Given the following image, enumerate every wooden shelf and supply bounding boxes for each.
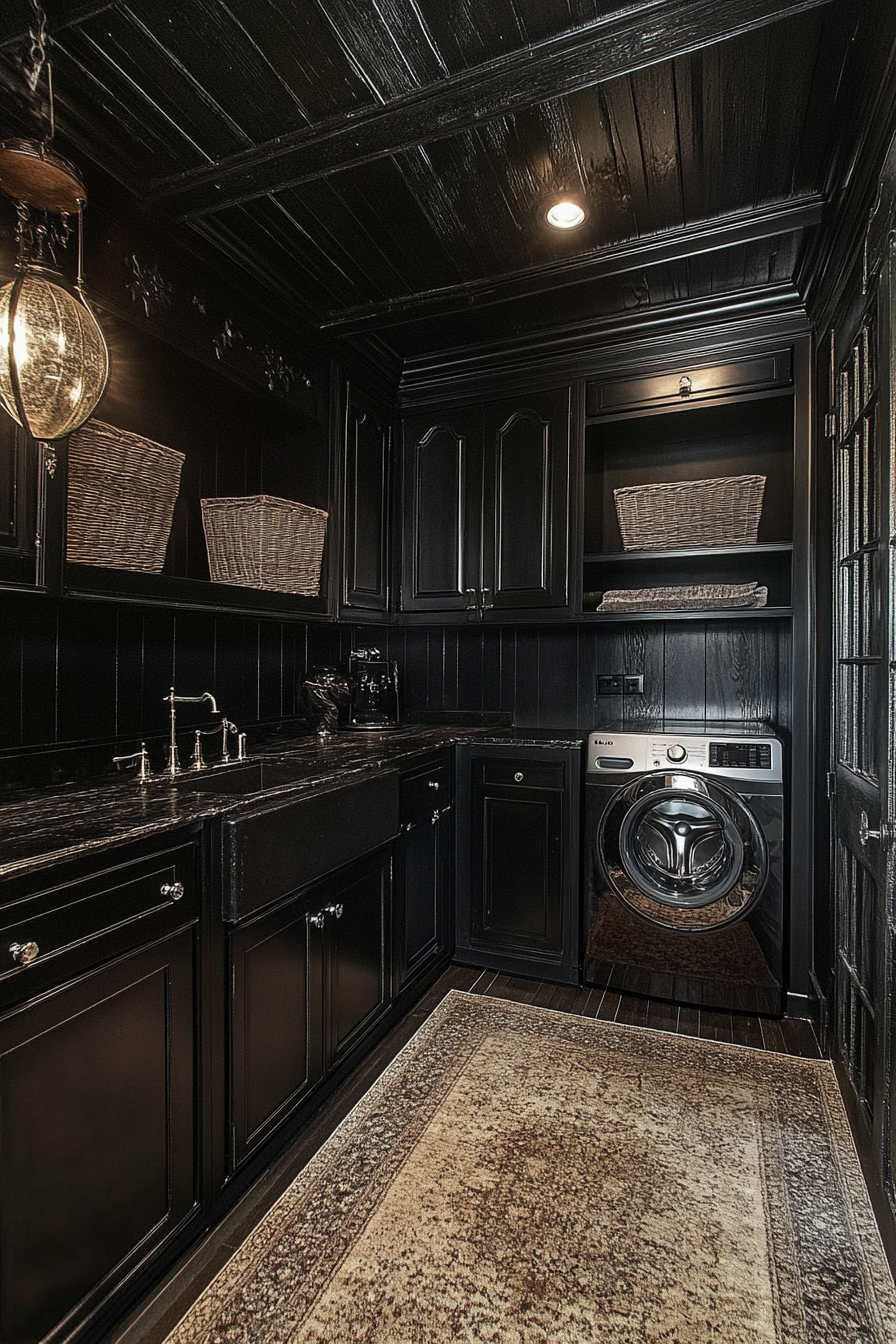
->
[584,542,793,565]
[65,564,330,620]
[580,606,793,622]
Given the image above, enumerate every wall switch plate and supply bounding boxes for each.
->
[597,674,624,695]
[623,674,644,694]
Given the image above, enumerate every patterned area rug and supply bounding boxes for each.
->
[167,993,896,1343]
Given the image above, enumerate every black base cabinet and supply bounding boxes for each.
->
[393,751,453,1004]
[455,745,582,984]
[228,846,393,1174]
[0,832,201,1344]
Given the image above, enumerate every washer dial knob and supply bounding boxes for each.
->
[666,743,687,763]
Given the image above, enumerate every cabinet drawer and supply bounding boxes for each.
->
[476,759,565,790]
[586,349,792,416]
[401,763,450,825]
[0,842,197,1004]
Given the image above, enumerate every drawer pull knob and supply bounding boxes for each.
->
[10,941,39,967]
[679,375,692,396]
[324,903,344,920]
[161,881,184,901]
[428,779,440,790]
[514,771,524,782]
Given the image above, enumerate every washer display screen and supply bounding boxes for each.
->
[709,741,772,769]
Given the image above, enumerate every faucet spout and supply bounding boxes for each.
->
[164,687,220,777]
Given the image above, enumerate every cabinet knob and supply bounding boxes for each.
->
[9,941,39,967]
[514,771,524,782]
[161,881,184,901]
[679,375,692,397]
[428,779,440,790]
[324,903,344,920]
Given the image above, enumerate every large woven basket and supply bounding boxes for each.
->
[67,421,185,572]
[614,474,766,550]
[201,494,328,595]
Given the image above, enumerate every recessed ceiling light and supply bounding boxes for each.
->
[545,198,586,229]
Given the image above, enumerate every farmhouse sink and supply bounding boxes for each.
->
[171,759,310,794]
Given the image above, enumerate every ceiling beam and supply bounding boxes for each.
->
[0,2,117,49]
[150,0,834,218]
[319,195,825,334]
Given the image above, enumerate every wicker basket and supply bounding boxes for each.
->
[201,494,328,595]
[67,421,185,572]
[613,474,766,551]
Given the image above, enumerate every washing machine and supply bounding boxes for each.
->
[584,725,785,1014]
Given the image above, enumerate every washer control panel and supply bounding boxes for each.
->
[587,730,782,783]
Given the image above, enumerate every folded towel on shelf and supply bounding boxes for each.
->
[593,581,769,613]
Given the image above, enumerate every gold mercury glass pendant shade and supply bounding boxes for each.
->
[0,138,109,440]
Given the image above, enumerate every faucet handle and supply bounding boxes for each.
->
[237,732,247,761]
[191,730,206,771]
[113,743,152,781]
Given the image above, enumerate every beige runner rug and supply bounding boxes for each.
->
[167,992,896,1343]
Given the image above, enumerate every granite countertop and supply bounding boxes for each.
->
[0,724,586,882]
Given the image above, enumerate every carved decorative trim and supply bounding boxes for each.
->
[127,255,174,317]
[864,128,896,291]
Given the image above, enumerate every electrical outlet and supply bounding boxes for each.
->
[597,673,624,695]
[623,674,644,694]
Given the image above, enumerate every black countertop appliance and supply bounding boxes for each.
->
[348,648,399,729]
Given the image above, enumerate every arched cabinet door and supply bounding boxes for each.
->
[401,408,482,613]
[341,381,391,615]
[481,388,571,612]
[401,385,573,617]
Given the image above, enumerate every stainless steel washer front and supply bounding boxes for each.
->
[584,726,785,1013]
[599,771,768,930]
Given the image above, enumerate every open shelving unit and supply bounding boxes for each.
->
[582,363,796,621]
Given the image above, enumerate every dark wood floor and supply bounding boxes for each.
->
[114,965,822,1343]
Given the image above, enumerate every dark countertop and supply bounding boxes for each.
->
[0,725,585,882]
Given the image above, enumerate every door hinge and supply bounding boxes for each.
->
[824,411,838,439]
[826,771,836,799]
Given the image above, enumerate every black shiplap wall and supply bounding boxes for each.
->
[1,597,789,787]
[0,592,309,783]
[309,618,791,731]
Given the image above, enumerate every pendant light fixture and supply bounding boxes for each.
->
[0,7,109,441]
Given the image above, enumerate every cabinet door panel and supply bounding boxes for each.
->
[395,817,449,996]
[325,850,391,1069]
[482,388,571,611]
[401,411,480,611]
[230,899,323,1170]
[0,927,196,1344]
[473,791,563,952]
[342,383,390,614]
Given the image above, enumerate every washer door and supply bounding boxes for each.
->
[596,772,768,931]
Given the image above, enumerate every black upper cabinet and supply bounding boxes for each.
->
[339,378,392,618]
[0,420,65,594]
[401,386,573,619]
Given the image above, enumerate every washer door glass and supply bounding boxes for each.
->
[597,772,768,931]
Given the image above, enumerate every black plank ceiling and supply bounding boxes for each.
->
[0,0,893,364]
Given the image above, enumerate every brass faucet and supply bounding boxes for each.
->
[164,687,219,777]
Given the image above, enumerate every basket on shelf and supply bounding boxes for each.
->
[593,582,768,613]
[66,421,185,573]
[201,494,328,596]
[613,474,766,551]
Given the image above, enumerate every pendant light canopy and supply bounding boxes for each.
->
[0,108,109,442]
